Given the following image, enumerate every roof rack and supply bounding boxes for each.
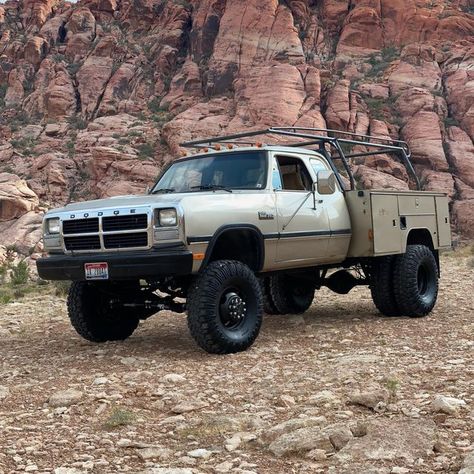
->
[181,127,420,191]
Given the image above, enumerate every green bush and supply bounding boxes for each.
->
[0,264,7,284]
[67,115,88,130]
[137,142,156,159]
[444,117,460,128]
[148,97,168,114]
[104,408,135,429]
[10,260,29,285]
[365,97,385,120]
[53,280,71,297]
[366,46,400,78]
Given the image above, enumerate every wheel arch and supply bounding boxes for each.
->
[202,224,265,272]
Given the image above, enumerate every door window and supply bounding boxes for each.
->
[310,158,328,175]
[275,156,312,191]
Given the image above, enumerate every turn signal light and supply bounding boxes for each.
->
[193,253,205,261]
[368,229,374,241]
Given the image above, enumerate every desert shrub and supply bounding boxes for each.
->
[10,260,29,285]
[0,264,7,284]
[0,290,12,305]
[53,280,71,297]
[444,117,460,128]
[104,408,135,429]
[67,62,83,75]
[148,97,167,114]
[67,115,88,130]
[365,97,385,120]
[367,46,400,78]
[137,142,156,159]
[0,83,7,108]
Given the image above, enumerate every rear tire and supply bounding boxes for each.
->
[260,277,281,315]
[268,274,315,315]
[392,244,438,317]
[370,256,401,317]
[67,282,139,342]
[187,260,263,354]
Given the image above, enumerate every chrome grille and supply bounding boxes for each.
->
[63,218,99,235]
[104,232,148,249]
[64,235,101,251]
[102,214,147,232]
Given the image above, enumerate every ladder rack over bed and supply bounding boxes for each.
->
[181,127,420,191]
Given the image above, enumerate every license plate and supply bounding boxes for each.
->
[84,262,109,280]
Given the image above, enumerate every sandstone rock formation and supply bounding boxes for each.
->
[0,0,473,255]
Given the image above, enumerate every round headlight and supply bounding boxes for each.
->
[47,218,60,234]
[159,209,177,227]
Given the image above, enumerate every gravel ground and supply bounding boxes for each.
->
[0,253,473,474]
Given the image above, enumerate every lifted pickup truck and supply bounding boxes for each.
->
[37,127,451,354]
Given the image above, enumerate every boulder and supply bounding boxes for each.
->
[432,395,467,415]
[268,425,334,457]
[335,418,437,463]
[48,389,84,408]
[0,173,39,221]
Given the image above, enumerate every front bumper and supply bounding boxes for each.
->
[36,248,193,281]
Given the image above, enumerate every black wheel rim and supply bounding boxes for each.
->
[219,288,248,330]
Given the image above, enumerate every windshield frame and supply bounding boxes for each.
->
[150,150,269,194]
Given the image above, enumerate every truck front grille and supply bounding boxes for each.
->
[103,232,148,249]
[102,214,148,232]
[64,236,101,251]
[63,218,99,235]
[61,211,151,253]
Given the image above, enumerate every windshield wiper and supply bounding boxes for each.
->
[152,188,175,194]
[191,185,233,193]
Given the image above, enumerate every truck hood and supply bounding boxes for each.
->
[47,194,187,214]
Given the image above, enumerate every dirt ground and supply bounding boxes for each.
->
[0,252,473,474]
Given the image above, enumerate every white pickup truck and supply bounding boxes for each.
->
[37,127,451,354]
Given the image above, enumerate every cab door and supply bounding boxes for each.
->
[272,154,330,264]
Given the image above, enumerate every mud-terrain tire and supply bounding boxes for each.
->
[260,277,281,315]
[67,282,139,342]
[370,256,401,317]
[187,260,263,354]
[268,274,315,315]
[393,244,438,317]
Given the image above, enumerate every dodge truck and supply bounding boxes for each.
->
[37,127,452,354]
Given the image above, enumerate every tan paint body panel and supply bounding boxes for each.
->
[347,190,451,258]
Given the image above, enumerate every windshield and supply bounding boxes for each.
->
[152,151,267,193]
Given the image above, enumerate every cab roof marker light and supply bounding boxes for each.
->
[214,144,221,151]
[226,144,234,150]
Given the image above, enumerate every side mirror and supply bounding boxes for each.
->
[145,185,151,194]
[316,170,336,194]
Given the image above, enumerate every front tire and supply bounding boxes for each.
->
[67,282,139,342]
[187,260,263,354]
[392,245,439,317]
